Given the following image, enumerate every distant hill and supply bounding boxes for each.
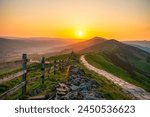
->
[65,37,107,52]
[130,45,150,53]
[124,41,150,47]
[0,37,76,62]
[81,39,150,73]
[123,41,150,53]
[83,39,150,91]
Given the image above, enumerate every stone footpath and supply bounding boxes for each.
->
[49,65,104,100]
[80,55,150,100]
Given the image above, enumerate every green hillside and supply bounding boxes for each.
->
[0,54,70,99]
[0,53,132,99]
[84,40,150,92]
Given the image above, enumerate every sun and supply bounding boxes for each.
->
[77,31,84,37]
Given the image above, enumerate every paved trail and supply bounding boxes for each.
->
[80,55,150,99]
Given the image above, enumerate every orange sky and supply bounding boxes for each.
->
[0,0,150,41]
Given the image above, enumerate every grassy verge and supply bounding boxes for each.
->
[85,53,150,92]
[78,60,132,99]
[0,54,70,99]
[0,53,133,100]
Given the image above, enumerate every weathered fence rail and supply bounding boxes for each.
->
[29,59,50,64]
[0,70,27,84]
[0,81,26,99]
[0,53,69,99]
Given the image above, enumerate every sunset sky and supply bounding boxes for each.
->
[0,0,150,41]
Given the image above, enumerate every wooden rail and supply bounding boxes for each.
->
[0,81,26,99]
[0,70,27,84]
[29,59,50,64]
[0,53,70,99]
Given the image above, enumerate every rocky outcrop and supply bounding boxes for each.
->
[49,65,104,100]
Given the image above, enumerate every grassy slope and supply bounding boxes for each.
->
[77,55,132,99]
[0,54,69,99]
[85,53,150,92]
[78,64,132,99]
[0,53,132,99]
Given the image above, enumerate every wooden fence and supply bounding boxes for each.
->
[0,53,69,99]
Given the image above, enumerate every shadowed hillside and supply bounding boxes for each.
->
[124,41,150,47]
[66,37,106,52]
[123,41,150,53]
[81,39,150,91]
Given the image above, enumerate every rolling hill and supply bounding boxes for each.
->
[123,41,150,53]
[1,36,150,92]
[66,37,106,52]
[1,36,149,99]
[78,38,150,92]
[0,37,76,62]
[124,41,150,48]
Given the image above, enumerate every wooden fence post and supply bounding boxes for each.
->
[54,60,56,75]
[62,60,64,71]
[48,62,51,78]
[59,60,62,71]
[41,57,45,84]
[22,54,27,95]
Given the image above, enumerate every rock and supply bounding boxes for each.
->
[70,85,79,91]
[95,93,105,99]
[56,88,68,92]
[59,83,69,90]
[69,74,76,80]
[88,91,95,96]
[79,83,88,91]
[77,68,85,75]
[57,91,66,95]
[32,88,42,96]
[85,95,98,100]
[33,90,37,95]
[59,83,68,88]
[49,64,104,100]
[36,88,42,94]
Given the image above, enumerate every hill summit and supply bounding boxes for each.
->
[66,36,106,52]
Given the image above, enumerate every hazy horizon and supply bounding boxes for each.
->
[0,35,150,42]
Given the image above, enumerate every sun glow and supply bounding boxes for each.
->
[1,0,150,40]
[77,31,84,37]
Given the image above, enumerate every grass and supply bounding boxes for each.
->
[129,58,150,73]
[0,53,133,100]
[0,67,21,79]
[78,60,132,100]
[76,54,132,99]
[0,54,70,100]
[85,53,150,92]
